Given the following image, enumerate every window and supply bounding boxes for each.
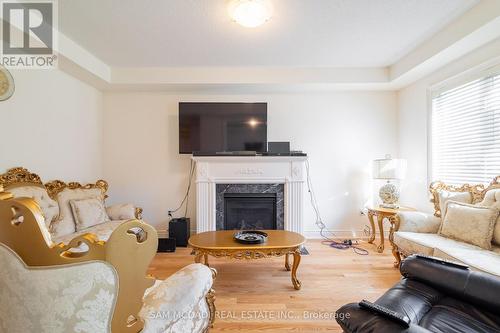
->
[431,71,500,185]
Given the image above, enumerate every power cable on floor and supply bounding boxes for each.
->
[305,160,369,255]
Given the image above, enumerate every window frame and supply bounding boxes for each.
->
[427,57,500,185]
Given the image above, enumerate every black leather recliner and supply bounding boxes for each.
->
[336,255,500,333]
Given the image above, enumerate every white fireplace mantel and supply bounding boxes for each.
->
[192,156,307,234]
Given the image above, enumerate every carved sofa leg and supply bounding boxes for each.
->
[392,247,402,268]
[388,215,401,268]
[204,267,217,332]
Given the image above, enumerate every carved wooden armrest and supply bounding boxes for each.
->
[106,204,143,220]
[207,267,217,329]
[135,207,143,219]
[396,211,441,233]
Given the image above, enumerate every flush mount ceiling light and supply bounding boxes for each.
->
[228,0,273,28]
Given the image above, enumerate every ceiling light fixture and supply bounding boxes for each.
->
[228,0,273,28]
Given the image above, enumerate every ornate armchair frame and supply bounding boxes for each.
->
[0,190,216,332]
[0,190,154,332]
[0,169,217,332]
[0,167,143,219]
[389,176,500,267]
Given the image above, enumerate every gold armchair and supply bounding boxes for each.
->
[0,190,216,332]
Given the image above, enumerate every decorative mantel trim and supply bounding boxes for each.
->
[192,156,307,235]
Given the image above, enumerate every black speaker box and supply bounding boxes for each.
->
[157,238,176,252]
[268,141,290,154]
[169,218,190,247]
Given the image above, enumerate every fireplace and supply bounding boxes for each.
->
[193,156,306,234]
[224,193,277,230]
[216,184,284,231]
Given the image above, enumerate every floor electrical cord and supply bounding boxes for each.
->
[170,158,369,255]
[168,159,196,218]
[305,160,369,255]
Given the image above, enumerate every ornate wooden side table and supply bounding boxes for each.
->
[188,230,306,290]
[366,206,416,254]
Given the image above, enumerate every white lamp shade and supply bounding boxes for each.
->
[372,158,407,180]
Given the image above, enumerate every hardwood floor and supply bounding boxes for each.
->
[148,239,401,332]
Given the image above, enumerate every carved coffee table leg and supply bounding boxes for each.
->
[291,251,302,290]
[204,253,210,267]
[194,250,203,264]
[285,253,291,271]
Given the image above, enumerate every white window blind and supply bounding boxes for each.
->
[431,72,500,185]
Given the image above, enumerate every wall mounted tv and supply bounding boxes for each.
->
[179,102,268,154]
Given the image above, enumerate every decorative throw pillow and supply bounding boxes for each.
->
[51,188,104,237]
[439,201,498,250]
[477,189,500,246]
[8,186,59,229]
[437,190,472,218]
[106,203,136,220]
[70,198,110,231]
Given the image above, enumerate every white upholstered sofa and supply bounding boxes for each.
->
[0,167,143,247]
[392,177,500,277]
[0,182,216,333]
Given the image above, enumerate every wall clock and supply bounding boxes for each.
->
[0,66,15,101]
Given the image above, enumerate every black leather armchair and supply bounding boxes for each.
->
[336,255,500,333]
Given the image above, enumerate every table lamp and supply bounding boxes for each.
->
[372,155,407,208]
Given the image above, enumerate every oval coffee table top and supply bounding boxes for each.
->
[188,230,305,250]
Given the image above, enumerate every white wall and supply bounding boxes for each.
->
[0,69,103,182]
[398,38,500,212]
[103,91,398,236]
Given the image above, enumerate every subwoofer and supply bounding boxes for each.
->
[157,238,176,253]
[168,218,190,247]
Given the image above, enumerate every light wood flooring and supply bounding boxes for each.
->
[148,239,401,332]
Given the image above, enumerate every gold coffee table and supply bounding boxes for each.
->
[188,230,306,290]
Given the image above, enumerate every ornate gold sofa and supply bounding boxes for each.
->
[0,188,216,333]
[390,177,500,277]
[0,167,144,249]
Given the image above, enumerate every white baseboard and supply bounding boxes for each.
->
[156,228,373,240]
[302,229,371,240]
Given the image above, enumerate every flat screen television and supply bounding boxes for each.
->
[179,102,267,154]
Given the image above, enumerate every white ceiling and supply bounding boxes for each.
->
[59,0,479,68]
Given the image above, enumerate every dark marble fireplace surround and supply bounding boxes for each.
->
[216,184,285,231]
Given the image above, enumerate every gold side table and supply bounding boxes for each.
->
[366,205,416,254]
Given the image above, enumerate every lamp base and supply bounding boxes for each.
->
[379,203,400,209]
[378,182,400,209]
